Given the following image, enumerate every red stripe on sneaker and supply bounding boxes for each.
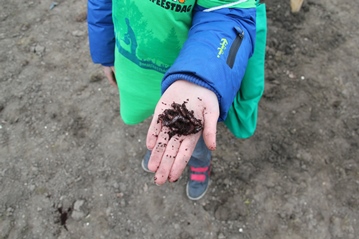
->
[190,174,206,182]
[190,166,209,173]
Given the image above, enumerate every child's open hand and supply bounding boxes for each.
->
[146,80,219,185]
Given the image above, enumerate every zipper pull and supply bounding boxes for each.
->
[234,26,244,39]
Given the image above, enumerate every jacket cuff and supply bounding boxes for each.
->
[101,62,114,67]
[162,73,220,99]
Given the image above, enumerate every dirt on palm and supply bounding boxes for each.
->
[0,0,358,238]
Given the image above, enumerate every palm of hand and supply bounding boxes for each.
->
[146,80,219,185]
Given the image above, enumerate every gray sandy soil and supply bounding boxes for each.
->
[0,0,358,238]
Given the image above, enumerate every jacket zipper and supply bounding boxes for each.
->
[227,26,244,69]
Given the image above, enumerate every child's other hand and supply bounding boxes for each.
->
[146,80,219,185]
[103,66,117,87]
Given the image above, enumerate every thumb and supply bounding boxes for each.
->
[202,109,218,151]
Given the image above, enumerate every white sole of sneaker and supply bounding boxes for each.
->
[141,159,153,173]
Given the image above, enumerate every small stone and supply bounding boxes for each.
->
[73,200,85,211]
[6,207,14,217]
[33,45,45,55]
[72,30,85,37]
[218,232,226,239]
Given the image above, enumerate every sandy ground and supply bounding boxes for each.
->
[0,0,358,238]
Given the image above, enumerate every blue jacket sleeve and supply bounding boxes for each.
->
[87,0,115,66]
[162,5,256,121]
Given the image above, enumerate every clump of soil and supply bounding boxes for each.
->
[158,102,203,138]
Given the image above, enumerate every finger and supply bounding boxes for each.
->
[168,135,198,182]
[107,73,117,87]
[154,136,182,185]
[146,115,162,151]
[202,109,218,151]
[103,67,117,87]
[147,128,170,172]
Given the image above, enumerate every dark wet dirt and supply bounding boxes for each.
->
[158,102,203,139]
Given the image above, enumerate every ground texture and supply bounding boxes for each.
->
[0,0,358,238]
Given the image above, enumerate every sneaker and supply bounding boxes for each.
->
[141,150,153,173]
[186,165,211,200]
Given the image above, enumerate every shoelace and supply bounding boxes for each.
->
[189,166,210,182]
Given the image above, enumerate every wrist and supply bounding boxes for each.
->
[162,73,220,102]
